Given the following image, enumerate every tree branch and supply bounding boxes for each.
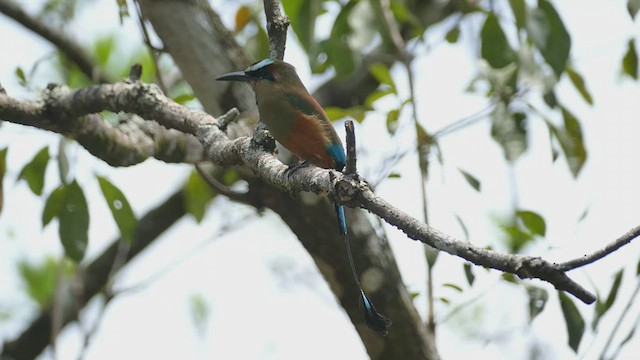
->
[0,79,601,305]
[555,224,640,271]
[263,0,289,60]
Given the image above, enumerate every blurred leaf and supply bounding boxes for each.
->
[43,185,67,227]
[235,5,252,32]
[559,292,585,352]
[57,139,69,184]
[282,0,319,56]
[97,176,138,244]
[444,26,460,44]
[496,215,534,253]
[491,105,527,162]
[172,92,196,105]
[18,257,58,308]
[416,123,432,174]
[365,88,394,107]
[245,23,271,62]
[15,67,27,87]
[369,63,397,93]
[481,13,516,69]
[566,66,593,105]
[463,263,475,286]
[386,109,400,135]
[327,1,357,77]
[94,35,116,67]
[560,108,587,177]
[459,169,481,192]
[502,272,517,283]
[543,89,557,108]
[189,293,210,338]
[59,180,89,262]
[18,147,50,196]
[526,0,571,78]
[509,0,527,30]
[439,297,450,304]
[516,210,546,237]
[325,106,365,123]
[628,0,640,19]
[622,38,638,80]
[445,26,460,43]
[526,285,548,321]
[183,170,215,223]
[592,269,624,329]
[443,283,463,292]
[425,246,439,267]
[0,148,6,215]
[454,214,470,241]
[387,172,401,179]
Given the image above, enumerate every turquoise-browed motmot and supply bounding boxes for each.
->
[217,59,391,335]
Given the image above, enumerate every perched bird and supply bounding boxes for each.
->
[217,58,391,335]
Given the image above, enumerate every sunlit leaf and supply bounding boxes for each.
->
[18,147,50,196]
[172,92,196,105]
[235,5,252,32]
[566,66,593,105]
[97,176,138,244]
[526,285,548,321]
[516,210,546,237]
[386,109,399,135]
[459,169,481,192]
[369,63,396,93]
[15,67,27,86]
[481,13,516,69]
[58,180,89,262]
[183,170,215,223]
[94,35,115,67]
[559,292,585,352]
[622,38,638,80]
[526,0,571,78]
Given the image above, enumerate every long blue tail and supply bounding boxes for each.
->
[334,203,391,335]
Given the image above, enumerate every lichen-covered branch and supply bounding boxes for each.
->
[0,79,607,305]
[263,0,289,60]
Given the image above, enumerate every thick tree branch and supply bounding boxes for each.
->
[0,0,111,83]
[0,80,603,305]
[0,85,204,166]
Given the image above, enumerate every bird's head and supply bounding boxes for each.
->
[216,58,304,90]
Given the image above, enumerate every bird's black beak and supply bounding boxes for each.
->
[216,71,254,82]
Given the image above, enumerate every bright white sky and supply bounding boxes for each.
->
[1,0,640,359]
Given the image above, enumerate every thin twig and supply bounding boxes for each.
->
[556,225,640,271]
[195,164,254,205]
[599,276,640,359]
[344,120,357,175]
[134,0,168,92]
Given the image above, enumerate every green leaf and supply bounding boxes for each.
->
[183,170,215,223]
[526,0,571,78]
[15,67,27,86]
[172,92,196,105]
[18,147,50,196]
[386,109,400,135]
[443,283,463,292]
[459,169,481,192]
[559,292,585,352]
[445,26,460,43]
[454,214,470,241]
[593,269,624,329]
[628,0,640,19]
[18,257,58,308]
[58,180,89,262]
[282,0,319,56]
[94,35,115,67]
[622,38,638,80]
[43,185,67,227]
[0,147,7,216]
[566,66,593,105]
[516,210,546,237]
[463,263,475,286]
[369,63,397,93]
[97,176,137,244]
[509,0,527,30]
[481,13,516,69]
[526,285,548,321]
[189,293,210,337]
[561,108,586,177]
[491,105,528,162]
[327,1,357,77]
[365,88,394,107]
